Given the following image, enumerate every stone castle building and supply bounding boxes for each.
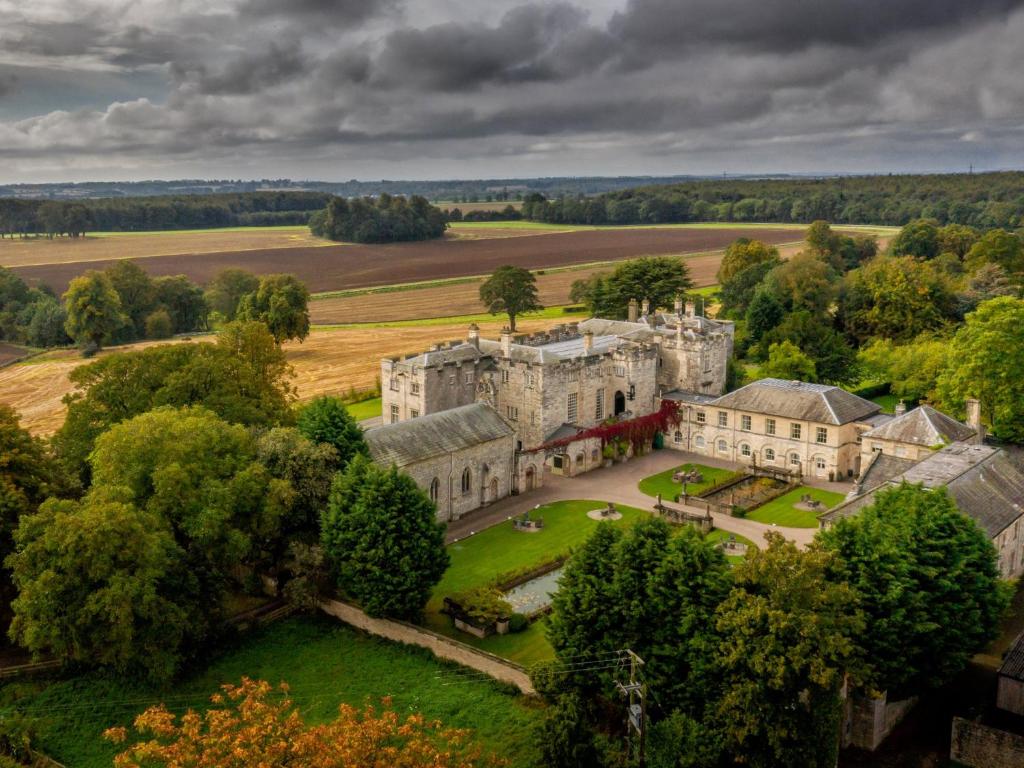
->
[381,298,734,452]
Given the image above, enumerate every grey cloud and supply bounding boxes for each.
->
[240,0,400,23]
[175,41,310,95]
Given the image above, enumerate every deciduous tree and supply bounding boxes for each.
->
[716,238,778,285]
[295,395,368,470]
[890,219,940,260]
[63,270,127,350]
[237,273,310,343]
[479,265,542,332]
[204,268,260,322]
[965,229,1024,278]
[761,340,817,381]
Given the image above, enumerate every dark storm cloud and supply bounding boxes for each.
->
[374,3,612,90]
[240,0,400,23]
[175,40,310,94]
[608,0,1024,53]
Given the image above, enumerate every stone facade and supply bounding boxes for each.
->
[664,379,885,480]
[950,717,1024,768]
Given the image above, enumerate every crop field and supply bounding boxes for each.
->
[0,315,562,435]
[12,226,806,295]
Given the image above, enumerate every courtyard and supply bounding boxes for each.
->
[744,486,846,528]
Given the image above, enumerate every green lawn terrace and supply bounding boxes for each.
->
[638,462,743,501]
[426,500,647,667]
[0,617,541,768]
[343,396,381,421]
[744,486,846,528]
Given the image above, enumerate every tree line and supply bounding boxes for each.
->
[710,219,1024,440]
[0,191,330,238]
[521,171,1024,228]
[0,263,309,353]
[309,193,448,243]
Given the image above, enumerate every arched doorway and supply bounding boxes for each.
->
[525,466,536,491]
[489,477,499,503]
[614,390,626,415]
[480,464,490,505]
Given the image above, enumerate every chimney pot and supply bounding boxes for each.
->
[500,327,512,358]
[685,300,695,318]
[674,295,683,315]
[628,298,639,323]
[641,298,651,316]
[467,323,480,350]
[965,398,985,444]
[583,330,593,354]
[894,400,907,415]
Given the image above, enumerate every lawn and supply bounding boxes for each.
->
[313,304,587,330]
[705,528,757,565]
[638,462,742,500]
[745,486,845,528]
[0,617,542,768]
[426,499,646,667]
[345,396,381,421]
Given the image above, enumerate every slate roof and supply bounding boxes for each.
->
[863,405,976,447]
[365,404,513,468]
[820,443,1024,538]
[854,452,917,494]
[708,379,881,425]
[661,390,719,405]
[401,342,486,367]
[1000,631,1024,682]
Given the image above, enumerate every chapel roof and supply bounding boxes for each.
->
[365,404,513,468]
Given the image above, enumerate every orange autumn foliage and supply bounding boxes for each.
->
[105,677,505,768]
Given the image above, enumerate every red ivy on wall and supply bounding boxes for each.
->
[528,399,682,453]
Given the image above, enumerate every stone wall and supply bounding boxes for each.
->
[998,675,1024,715]
[657,328,733,395]
[844,691,918,751]
[950,717,1024,768]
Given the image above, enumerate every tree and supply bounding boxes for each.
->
[295,395,368,469]
[311,195,447,244]
[204,268,260,321]
[7,497,196,682]
[805,220,842,258]
[761,311,857,385]
[761,340,817,381]
[572,257,692,319]
[965,229,1024,278]
[105,678,497,768]
[154,275,207,333]
[237,274,310,343]
[890,219,940,260]
[744,285,784,342]
[857,336,948,403]
[719,257,781,318]
[478,265,542,332]
[88,407,292,584]
[713,533,862,768]
[62,270,127,350]
[768,252,837,317]
[716,239,779,285]
[106,261,157,338]
[936,296,1024,441]
[54,329,294,483]
[817,484,1010,698]
[838,256,956,344]
[321,456,448,620]
[937,223,979,259]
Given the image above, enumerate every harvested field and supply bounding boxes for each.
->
[13,226,806,295]
[0,227,329,269]
[0,342,30,367]
[0,316,559,436]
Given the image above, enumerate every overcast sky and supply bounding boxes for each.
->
[1,0,1023,183]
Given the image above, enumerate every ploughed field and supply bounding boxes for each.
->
[12,226,805,295]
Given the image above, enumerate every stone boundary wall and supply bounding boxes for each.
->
[319,598,535,695]
[950,717,1024,767]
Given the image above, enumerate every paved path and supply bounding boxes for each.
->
[446,449,849,548]
[320,598,534,694]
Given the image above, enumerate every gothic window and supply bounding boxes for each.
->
[429,477,440,503]
[461,468,472,495]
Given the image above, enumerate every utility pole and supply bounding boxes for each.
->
[616,649,647,767]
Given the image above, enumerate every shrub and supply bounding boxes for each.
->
[451,586,512,627]
[508,613,530,633]
[144,308,174,339]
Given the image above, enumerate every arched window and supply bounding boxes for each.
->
[673,431,683,444]
[461,468,472,494]
[740,443,751,457]
[764,447,775,462]
[789,452,800,466]
[717,439,728,453]
[695,435,706,449]
[429,477,440,504]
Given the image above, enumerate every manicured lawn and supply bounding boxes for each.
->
[745,486,845,528]
[705,528,757,565]
[345,396,381,421]
[0,617,541,768]
[871,393,900,414]
[638,462,742,500]
[426,499,646,667]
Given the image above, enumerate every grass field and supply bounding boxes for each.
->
[706,528,756,564]
[0,617,542,768]
[744,486,845,528]
[425,500,646,667]
[638,463,743,500]
[345,397,382,421]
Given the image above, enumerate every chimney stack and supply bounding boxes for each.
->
[894,400,907,416]
[965,398,985,444]
[500,327,512,358]
[641,298,651,316]
[674,295,683,315]
[628,298,639,323]
[467,323,480,350]
[583,330,593,354]
[685,300,695,318]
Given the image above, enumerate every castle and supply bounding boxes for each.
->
[381,297,734,450]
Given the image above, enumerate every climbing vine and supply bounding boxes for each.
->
[529,399,681,454]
